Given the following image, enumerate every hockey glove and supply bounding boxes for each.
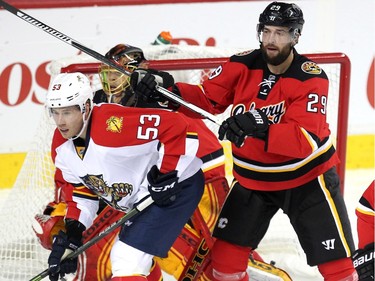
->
[48,230,82,281]
[130,69,174,103]
[352,243,374,281]
[218,109,269,148]
[147,165,180,206]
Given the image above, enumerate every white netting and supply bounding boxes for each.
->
[0,45,347,280]
[0,110,55,280]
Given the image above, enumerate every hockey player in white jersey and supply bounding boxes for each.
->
[45,72,204,281]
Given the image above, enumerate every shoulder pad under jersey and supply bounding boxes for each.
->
[229,49,263,69]
[286,53,328,81]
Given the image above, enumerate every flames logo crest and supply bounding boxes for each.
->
[301,61,322,75]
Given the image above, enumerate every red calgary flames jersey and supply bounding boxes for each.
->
[356,180,375,248]
[176,49,339,191]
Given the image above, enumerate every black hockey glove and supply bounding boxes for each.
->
[218,109,269,148]
[130,69,174,103]
[352,243,374,281]
[48,220,84,281]
[147,165,181,207]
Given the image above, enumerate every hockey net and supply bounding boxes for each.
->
[0,45,350,280]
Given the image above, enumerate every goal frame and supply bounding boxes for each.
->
[60,52,351,194]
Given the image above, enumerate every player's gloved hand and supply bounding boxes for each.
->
[147,165,180,206]
[352,243,374,280]
[48,230,82,281]
[130,69,174,103]
[218,109,269,148]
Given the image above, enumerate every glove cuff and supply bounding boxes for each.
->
[65,219,85,244]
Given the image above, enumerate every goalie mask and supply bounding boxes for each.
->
[99,44,146,104]
[257,2,304,43]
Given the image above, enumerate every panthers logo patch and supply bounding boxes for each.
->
[80,174,133,212]
[106,116,123,133]
[301,61,322,74]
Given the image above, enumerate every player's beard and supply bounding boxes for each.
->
[260,43,293,66]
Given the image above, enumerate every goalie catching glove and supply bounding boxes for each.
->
[219,109,269,148]
[147,165,181,206]
[130,69,175,103]
[48,219,85,281]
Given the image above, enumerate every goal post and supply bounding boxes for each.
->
[0,47,350,280]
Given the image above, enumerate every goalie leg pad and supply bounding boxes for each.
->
[247,258,292,281]
[199,176,230,232]
[155,225,201,280]
[147,260,162,281]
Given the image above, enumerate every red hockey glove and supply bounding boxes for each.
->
[218,109,269,148]
[352,243,374,281]
[130,68,174,103]
[147,165,180,206]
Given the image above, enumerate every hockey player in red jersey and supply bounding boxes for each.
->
[131,2,358,280]
[351,180,374,280]
[44,72,205,281]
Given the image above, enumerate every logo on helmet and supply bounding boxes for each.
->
[258,2,305,35]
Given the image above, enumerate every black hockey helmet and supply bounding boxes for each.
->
[257,2,304,35]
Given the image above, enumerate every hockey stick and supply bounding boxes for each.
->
[0,0,221,126]
[29,196,153,281]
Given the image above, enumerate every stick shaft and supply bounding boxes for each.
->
[155,86,221,125]
[0,0,221,125]
[0,0,128,76]
[29,196,153,281]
